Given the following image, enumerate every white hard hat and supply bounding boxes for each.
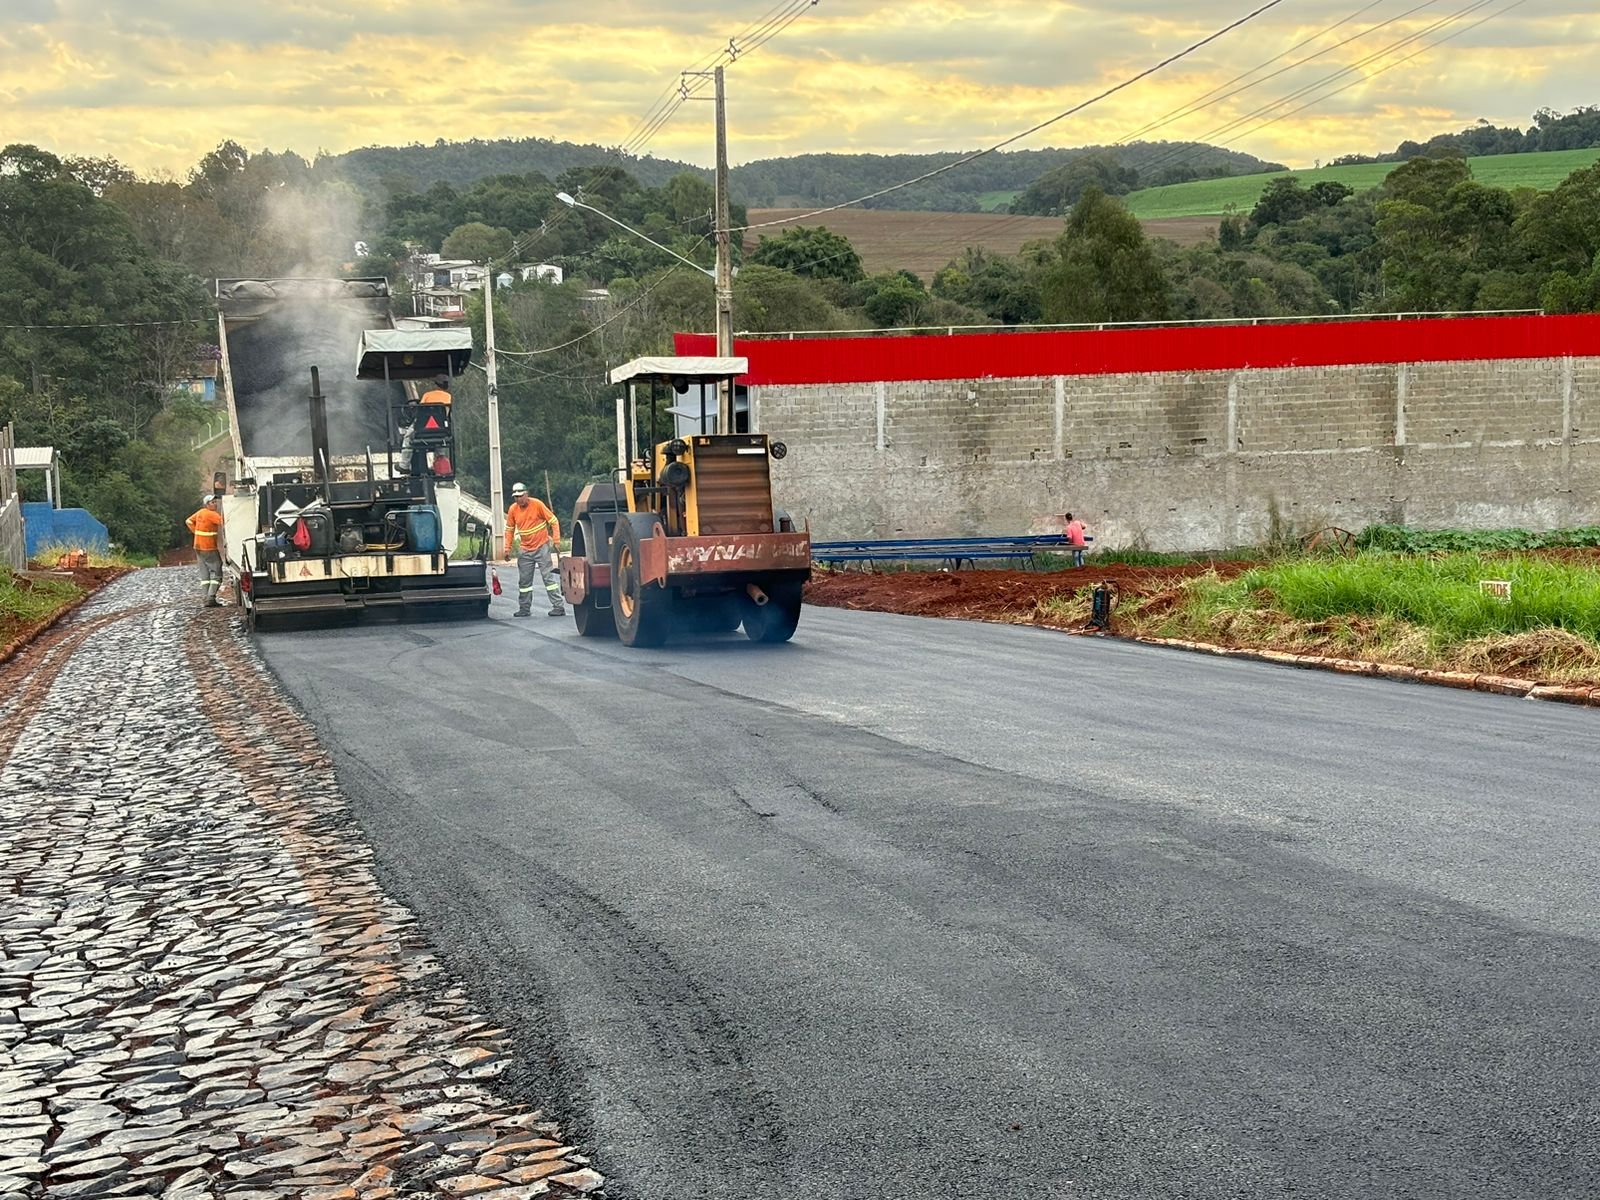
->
[511,481,527,495]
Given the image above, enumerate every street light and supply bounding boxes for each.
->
[555,192,715,278]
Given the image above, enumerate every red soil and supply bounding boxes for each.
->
[803,562,1248,624]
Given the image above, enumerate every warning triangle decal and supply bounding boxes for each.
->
[424,415,441,430]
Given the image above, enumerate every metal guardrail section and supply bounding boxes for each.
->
[812,534,1080,568]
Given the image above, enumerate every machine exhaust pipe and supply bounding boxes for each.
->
[746,583,769,606]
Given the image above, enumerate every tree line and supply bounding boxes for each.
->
[5,132,1600,553]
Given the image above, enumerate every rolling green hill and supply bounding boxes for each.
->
[1124,147,1600,218]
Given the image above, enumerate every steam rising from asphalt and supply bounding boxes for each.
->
[223,281,403,460]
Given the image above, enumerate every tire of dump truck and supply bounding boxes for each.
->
[573,590,615,638]
[611,518,669,647]
[740,579,803,644]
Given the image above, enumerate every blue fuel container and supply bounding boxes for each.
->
[404,505,442,553]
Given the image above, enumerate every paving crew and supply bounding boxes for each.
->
[419,374,452,406]
[504,482,565,618]
[186,494,226,608]
[402,375,452,475]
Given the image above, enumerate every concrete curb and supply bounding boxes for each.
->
[1130,633,1600,707]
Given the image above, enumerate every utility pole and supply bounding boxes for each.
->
[484,269,505,544]
[713,64,735,433]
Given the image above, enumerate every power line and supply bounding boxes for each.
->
[726,0,1288,234]
[1115,0,1424,146]
[919,0,1506,269]
[496,237,712,358]
[501,0,815,267]
[1214,0,1525,152]
[0,316,211,330]
[1125,0,1504,182]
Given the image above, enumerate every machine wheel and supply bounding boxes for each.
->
[741,580,803,644]
[573,591,615,638]
[611,520,669,647]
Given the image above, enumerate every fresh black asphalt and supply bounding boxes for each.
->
[258,591,1600,1199]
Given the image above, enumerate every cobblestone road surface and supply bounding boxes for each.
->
[0,570,604,1199]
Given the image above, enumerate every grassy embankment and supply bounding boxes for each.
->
[1122,147,1600,218]
[1037,526,1600,683]
[0,570,83,650]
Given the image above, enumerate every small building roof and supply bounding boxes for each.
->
[610,356,748,385]
[15,446,57,470]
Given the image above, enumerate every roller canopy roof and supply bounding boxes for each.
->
[356,328,474,380]
[609,356,748,385]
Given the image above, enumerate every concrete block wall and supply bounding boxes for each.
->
[753,355,1600,550]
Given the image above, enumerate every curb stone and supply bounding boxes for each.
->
[1131,634,1598,707]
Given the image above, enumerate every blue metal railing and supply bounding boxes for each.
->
[811,534,1091,569]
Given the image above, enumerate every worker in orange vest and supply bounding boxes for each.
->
[419,374,451,406]
[185,494,226,608]
[401,375,451,475]
[504,481,564,618]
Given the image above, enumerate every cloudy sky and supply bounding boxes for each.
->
[4,0,1595,176]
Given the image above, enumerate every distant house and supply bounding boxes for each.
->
[411,260,491,319]
[175,346,221,402]
[518,263,563,285]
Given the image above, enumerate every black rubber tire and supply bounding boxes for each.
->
[741,580,803,643]
[611,520,669,647]
[573,590,615,638]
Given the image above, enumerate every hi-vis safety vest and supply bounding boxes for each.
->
[187,508,223,553]
[505,498,560,555]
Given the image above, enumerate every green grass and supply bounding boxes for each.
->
[1205,552,1600,643]
[32,543,145,569]
[1,569,81,630]
[1123,148,1600,218]
[978,190,1019,212]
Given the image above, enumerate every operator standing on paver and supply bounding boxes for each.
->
[504,482,565,618]
[186,494,226,608]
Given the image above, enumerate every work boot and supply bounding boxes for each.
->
[514,609,531,619]
[547,605,566,617]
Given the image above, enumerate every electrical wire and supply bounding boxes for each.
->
[726,0,1288,234]
[495,236,712,358]
[1212,0,1526,151]
[886,0,1513,276]
[1,316,212,330]
[1130,0,1504,178]
[1115,0,1406,145]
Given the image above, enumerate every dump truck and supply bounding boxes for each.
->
[560,356,811,646]
[213,277,490,630]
